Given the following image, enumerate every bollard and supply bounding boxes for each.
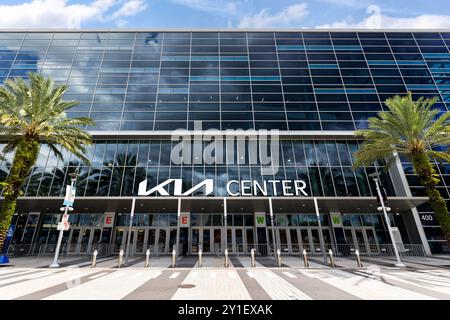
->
[145,249,150,268]
[198,249,202,268]
[224,249,229,268]
[118,249,124,268]
[328,249,335,268]
[91,249,98,268]
[302,249,309,268]
[250,248,256,267]
[355,249,363,268]
[172,249,176,268]
[276,249,281,268]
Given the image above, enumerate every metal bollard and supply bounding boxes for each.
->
[250,248,256,267]
[91,249,98,268]
[355,249,363,268]
[328,249,335,268]
[276,249,282,268]
[172,249,176,268]
[145,249,150,268]
[302,249,309,268]
[118,249,124,268]
[224,249,229,268]
[198,249,202,268]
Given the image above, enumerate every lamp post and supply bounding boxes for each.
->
[314,197,327,264]
[49,171,78,268]
[369,172,405,267]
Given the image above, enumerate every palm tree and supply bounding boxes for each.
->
[0,73,94,251]
[353,93,450,245]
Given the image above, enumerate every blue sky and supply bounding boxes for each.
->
[0,0,449,29]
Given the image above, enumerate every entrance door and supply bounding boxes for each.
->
[157,229,167,254]
[90,229,102,252]
[134,228,145,254]
[68,229,80,253]
[114,228,125,252]
[191,228,200,253]
[354,229,367,253]
[67,228,101,254]
[234,228,244,253]
[299,228,310,252]
[289,229,300,253]
[344,227,379,254]
[180,228,189,255]
[147,228,156,254]
[190,228,222,254]
[365,228,379,253]
[212,229,222,254]
[276,228,289,253]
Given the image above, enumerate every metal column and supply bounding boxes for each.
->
[314,197,327,264]
[223,197,227,253]
[268,197,277,259]
[175,197,181,258]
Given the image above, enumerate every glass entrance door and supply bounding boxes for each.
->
[134,228,145,254]
[68,229,80,253]
[190,228,223,254]
[67,228,102,254]
[191,228,200,253]
[276,228,289,253]
[344,227,379,254]
[212,229,222,254]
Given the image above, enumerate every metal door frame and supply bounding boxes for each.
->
[67,227,101,254]
[344,227,379,253]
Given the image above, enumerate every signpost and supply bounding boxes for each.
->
[369,172,405,268]
[49,172,78,268]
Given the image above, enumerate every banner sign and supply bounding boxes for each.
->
[180,213,190,227]
[139,179,308,197]
[1,224,16,254]
[330,213,342,227]
[255,213,266,227]
[63,185,76,207]
[103,213,115,227]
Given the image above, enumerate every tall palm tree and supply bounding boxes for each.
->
[353,93,450,245]
[0,73,94,251]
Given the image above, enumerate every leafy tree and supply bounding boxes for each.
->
[354,93,450,245]
[0,73,94,250]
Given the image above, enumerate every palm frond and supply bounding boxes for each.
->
[0,72,95,167]
[354,93,450,168]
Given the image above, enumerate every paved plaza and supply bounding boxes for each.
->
[0,255,449,300]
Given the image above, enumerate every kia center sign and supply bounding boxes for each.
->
[138,179,309,197]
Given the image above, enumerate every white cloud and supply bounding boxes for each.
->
[169,0,243,15]
[317,5,450,29]
[315,0,370,8]
[111,0,147,19]
[238,3,309,28]
[0,0,147,29]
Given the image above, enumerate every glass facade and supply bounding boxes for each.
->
[0,140,391,198]
[1,30,450,254]
[0,31,449,131]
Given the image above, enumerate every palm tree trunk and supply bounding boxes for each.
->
[0,139,40,252]
[411,152,450,247]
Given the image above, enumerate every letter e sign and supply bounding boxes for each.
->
[180,213,190,227]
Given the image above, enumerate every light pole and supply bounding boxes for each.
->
[268,198,278,261]
[314,197,327,264]
[125,197,136,265]
[369,172,405,267]
[49,171,78,268]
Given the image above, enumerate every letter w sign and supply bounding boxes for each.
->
[255,214,266,227]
